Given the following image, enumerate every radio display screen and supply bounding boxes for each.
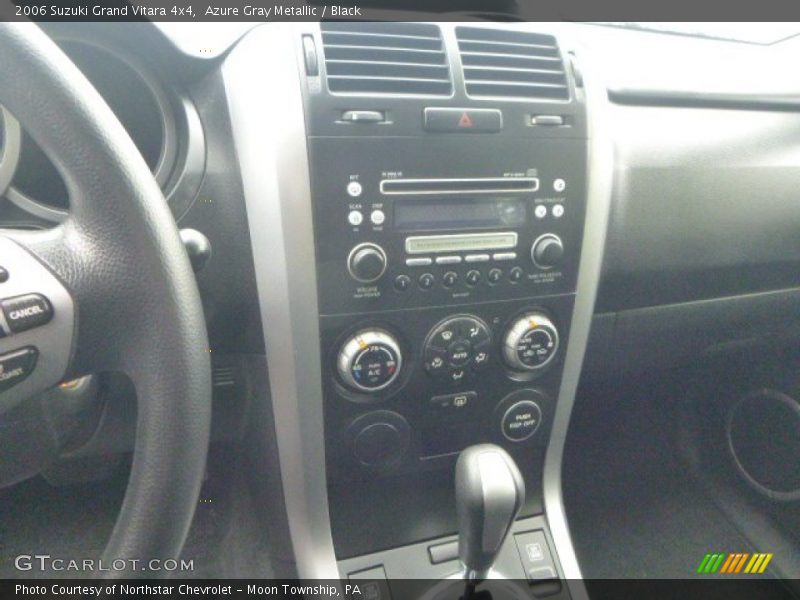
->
[393,197,527,231]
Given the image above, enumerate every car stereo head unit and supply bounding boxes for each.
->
[310,136,586,315]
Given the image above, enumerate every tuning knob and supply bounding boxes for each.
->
[531,234,564,269]
[502,312,559,372]
[347,243,387,283]
[337,329,402,392]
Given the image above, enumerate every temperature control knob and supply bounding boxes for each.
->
[531,234,564,269]
[347,243,387,283]
[337,329,402,392]
[502,313,559,372]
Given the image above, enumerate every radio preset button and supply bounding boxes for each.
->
[418,273,435,290]
[406,257,432,267]
[435,256,462,265]
[493,252,517,262]
[465,254,490,263]
[442,271,458,288]
[394,275,411,292]
[509,267,524,283]
[534,205,547,219]
[347,181,363,197]
[370,209,386,225]
[552,204,564,218]
[488,268,503,284]
[465,270,481,286]
[348,210,363,226]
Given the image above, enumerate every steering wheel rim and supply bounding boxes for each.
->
[0,22,211,576]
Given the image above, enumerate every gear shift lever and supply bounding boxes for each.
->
[456,444,525,584]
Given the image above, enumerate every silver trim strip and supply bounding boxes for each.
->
[222,24,339,580]
[542,40,614,594]
[380,176,539,195]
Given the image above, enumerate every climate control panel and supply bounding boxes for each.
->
[322,297,574,479]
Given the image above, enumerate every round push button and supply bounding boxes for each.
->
[347,181,363,197]
[394,274,411,292]
[465,270,481,286]
[418,273,435,290]
[501,400,542,442]
[442,271,458,288]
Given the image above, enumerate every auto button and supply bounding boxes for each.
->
[1,294,54,333]
[0,347,39,393]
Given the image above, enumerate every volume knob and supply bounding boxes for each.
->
[531,234,564,269]
[337,329,402,392]
[503,312,559,372]
[347,243,387,283]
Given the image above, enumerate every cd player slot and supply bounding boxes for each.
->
[380,177,539,195]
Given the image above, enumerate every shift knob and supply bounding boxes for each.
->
[455,444,525,582]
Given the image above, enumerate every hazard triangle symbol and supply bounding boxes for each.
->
[458,112,473,128]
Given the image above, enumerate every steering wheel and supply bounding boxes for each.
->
[0,23,211,575]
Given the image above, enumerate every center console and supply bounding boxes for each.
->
[226,20,611,596]
[302,21,588,573]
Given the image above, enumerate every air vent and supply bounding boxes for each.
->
[320,22,452,96]
[456,27,569,101]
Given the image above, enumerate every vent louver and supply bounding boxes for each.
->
[320,22,452,96]
[456,27,569,101]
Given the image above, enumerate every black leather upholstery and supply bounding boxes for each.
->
[0,23,211,575]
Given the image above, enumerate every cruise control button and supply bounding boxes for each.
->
[2,294,53,333]
[0,346,38,393]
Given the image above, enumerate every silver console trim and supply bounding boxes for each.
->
[542,38,614,594]
[222,24,339,579]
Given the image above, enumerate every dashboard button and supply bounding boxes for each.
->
[446,340,472,368]
[534,205,547,219]
[488,268,502,284]
[509,267,524,283]
[370,209,386,225]
[552,204,564,218]
[501,400,542,442]
[442,271,458,288]
[418,273,435,290]
[1,294,53,334]
[553,178,566,192]
[464,254,490,263]
[406,257,432,267]
[347,210,363,226]
[424,347,448,374]
[493,252,517,262]
[430,391,476,410]
[471,346,490,370]
[435,256,462,265]
[424,107,503,133]
[0,346,38,393]
[0,267,8,283]
[347,181,363,197]
[465,270,481,286]
[393,275,411,292]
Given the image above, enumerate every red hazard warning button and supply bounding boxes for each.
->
[424,107,502,133]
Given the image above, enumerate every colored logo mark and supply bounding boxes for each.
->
[697,552,773,574]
